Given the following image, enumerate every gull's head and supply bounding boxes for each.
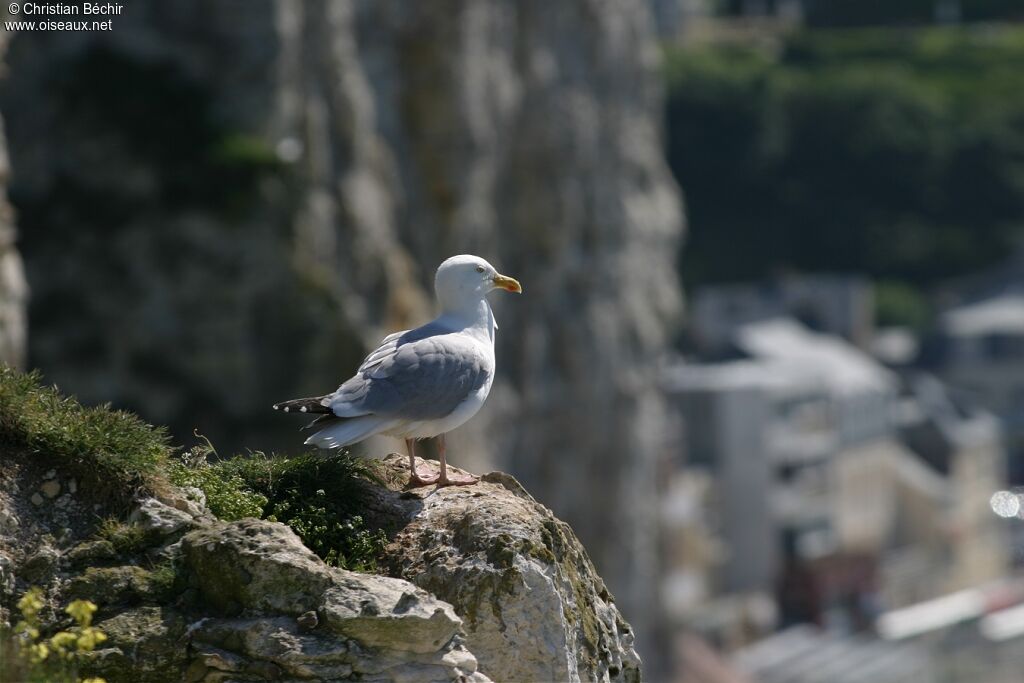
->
[435,254,522,311]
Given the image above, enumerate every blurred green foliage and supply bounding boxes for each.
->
[874,280,931,330]
[720,0,1024,27]
[665,26,1024,316]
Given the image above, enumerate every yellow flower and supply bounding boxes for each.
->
[50,630,78,654]
[14,620,40,640]
[75,627,107,652]
[9,588,109,681]
[65,599,98,627]
[28,641,49,663]
[17,587,45,621]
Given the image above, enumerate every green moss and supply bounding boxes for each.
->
[67,561,184,610]
[94,519,150,556]
[538,518,604,661]
[145,561,185,604]
[0,367,171,509]
[66,540,120,569]
[169,449,388,571]
[167,458,267,522]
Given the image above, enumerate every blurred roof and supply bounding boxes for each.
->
[981,601,1024,642]
[941,293,1024,336]
[663,358,820,395]
[735,318,896,395]
[665,318,896,398]
[878,580,1024,641]
[732,625,934,683]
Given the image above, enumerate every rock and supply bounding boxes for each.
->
[1,440,630,682]
[39,479,60,498]
[180,486,206,512]
[67,539,120,567]
[318,581,461,654]
[43,469,56,480]
[296,610,318,632]
[68,566,168,607]
[68,478,77,494]
[0,551,14,599]
[380,455,641,683]
[30,492,43,506]
[180,518,491,682]
[86,606,190,683]
[181,519,334,616]
[21,544,60,583]
[0,506,18,532]
[155,486,209,521]
[130,498,199,538]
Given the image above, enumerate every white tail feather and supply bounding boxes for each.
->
[304,416,397,449]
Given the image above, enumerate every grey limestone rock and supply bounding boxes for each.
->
[130,497,202,539]
[180,518,490,683]
[378,454,642,683]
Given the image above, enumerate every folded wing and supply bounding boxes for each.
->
[328,324,492,421]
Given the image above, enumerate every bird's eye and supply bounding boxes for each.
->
[475,266,485,273]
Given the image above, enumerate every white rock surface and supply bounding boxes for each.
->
[380,455,642,683]
[180,518,491,683]
[129,497,197,537]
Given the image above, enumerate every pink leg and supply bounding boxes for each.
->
[436,433,479,487]
[406,438,438,487]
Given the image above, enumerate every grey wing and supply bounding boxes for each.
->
[328,329,491,420]
[356,329,406,375]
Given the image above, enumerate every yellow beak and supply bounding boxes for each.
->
[492,273,523,293]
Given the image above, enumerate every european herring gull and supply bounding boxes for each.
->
[273,255,522,487]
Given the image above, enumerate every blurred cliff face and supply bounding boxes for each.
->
[0,0,683,642]
[0,27,26,370]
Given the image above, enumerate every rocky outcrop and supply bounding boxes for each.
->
[378,455,641,683]
[0,443,640,682]
[178,519,490,683]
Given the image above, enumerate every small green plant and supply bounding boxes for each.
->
[94,518,149,555]
[167,439,268,520]
[267,496,387,572]
[169,446,388,571]
[1,587,107,683]
[0,367,171,509]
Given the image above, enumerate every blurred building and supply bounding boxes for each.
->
[661,316,1010,651]
[649,0,713,38]
[926,292,1024,483]
[690,275,875,354]
[731,624,936,683]
[872,579,1024,683]
[896,374,1009,593]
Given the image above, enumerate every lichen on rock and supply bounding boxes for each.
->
[376,455,642,683]
[178,518,489,682]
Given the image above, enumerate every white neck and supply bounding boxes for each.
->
[438,297,497,342]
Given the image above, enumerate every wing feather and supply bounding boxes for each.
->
[327,324,491,421]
